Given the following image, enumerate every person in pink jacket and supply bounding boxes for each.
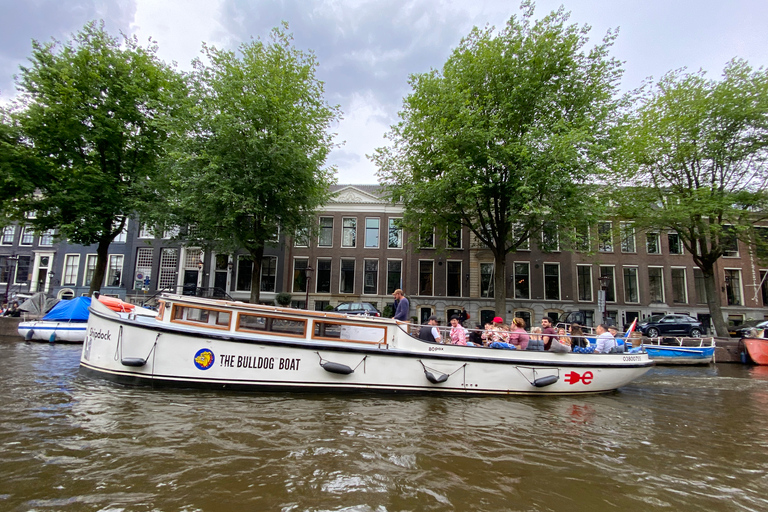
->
[449,315,467,345]
[507,317,530,350]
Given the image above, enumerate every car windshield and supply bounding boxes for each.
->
[644,315,664,323]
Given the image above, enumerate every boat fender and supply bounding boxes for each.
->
[424,370,449,384]
[49,332,56,343]
[24,330,34,341]
[321,361,354,375]
[121,358,147,367]
[532,375,559,387]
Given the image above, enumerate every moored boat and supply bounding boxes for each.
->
[18,296,91,343]
[80,294,654,395]
[743,337,768,365]
[640,337,716,365]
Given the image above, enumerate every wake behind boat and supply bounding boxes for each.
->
[80,294,653,395]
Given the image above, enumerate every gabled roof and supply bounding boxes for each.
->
[330,184,388,204]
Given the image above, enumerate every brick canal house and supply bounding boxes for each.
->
[2,184,767,332]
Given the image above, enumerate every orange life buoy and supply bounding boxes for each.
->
[98,295,136,313]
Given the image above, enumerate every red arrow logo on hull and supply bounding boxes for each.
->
[564,371,594,385]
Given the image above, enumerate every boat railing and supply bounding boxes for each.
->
[642,336,716,347]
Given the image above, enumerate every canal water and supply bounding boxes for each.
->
[1,340,767,511]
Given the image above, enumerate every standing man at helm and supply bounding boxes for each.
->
[392,289,410,322]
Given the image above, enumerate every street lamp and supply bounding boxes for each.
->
[597,274,610,325]
[304,264,313,310]
[3,254,19,305]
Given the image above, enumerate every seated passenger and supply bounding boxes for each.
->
[481,316,509,346]
[418,315,443,343]
[547,327,571,352]
[527,326,545,350]
[569,323,586,348]
[607,325,625,352]
[449,315,468,346]
[508,317,529,350]
[594,324,617,354]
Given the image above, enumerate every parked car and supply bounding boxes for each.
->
[638,314,705,338]
[731,320,768,338]
[333,302,381,317]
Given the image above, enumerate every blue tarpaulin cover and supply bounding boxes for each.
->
[42,297,91,322]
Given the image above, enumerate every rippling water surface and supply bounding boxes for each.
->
[2,340,768,511]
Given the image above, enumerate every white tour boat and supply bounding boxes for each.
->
[79,294,654,395]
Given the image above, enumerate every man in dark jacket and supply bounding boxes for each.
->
[418,315,442,343]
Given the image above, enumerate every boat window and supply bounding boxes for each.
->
[313,321,386,344]
[171,305,232,330]
[237,313,306,336]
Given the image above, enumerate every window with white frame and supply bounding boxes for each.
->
[722,226,739,257]
[447,261,462,297]
[725,268,742,306]
[599,266,616,302]
[575,223,590,252]
[38,229,54,246]
[577,264,593,301]
[135,247,153,289]
[260,256,277,292]
[113,220,128,243]
[671,267,687,303]
[668,232,683,255]
[446,224,462,249]
[293,258,309,293]
[294,227,309,247]
[623,267,640,303]
[163,226,180,239]
[419,260,433,296]
[620,222,636,253]
[598,222,613,252]
[158,248,179,290]
[342,218,357,248]
[694,268,708,304]
[63,254,80,286]
[514,262,530,300]
[139,223,154,238]
[541,222,559,252]
[316,258,332,293]
[544,264,561,300]
[20,226,34,246]
[236,255,252,291]
[513,222,530,250]
[105,255,123,287]
[365,218,380,248]
[318,217,333,247]
[646,232,661,254]
[386,260,401,294]
[388,218,403,248]
[648,267,665,302]
[1,226,15,245]
[364,260,378,295]
[480,263,494,298]
[419,225,434,249]
[83,254,98,286]
[340,259,355,293]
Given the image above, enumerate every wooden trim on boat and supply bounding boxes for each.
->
[235,311,308,338]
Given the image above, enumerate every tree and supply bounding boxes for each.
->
[164,25,340,303]
[0,22,186,295]
[374,3,622,316]
[615,60,768,337]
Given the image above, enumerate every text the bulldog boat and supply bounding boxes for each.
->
[80,294,653,395]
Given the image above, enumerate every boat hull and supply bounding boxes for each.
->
[744,337,768,365]
[18,321,87,343]
[641,340,715,365]
[80,297,654,396]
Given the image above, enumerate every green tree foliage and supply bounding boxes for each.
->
[374,4,622,315]
[616,60,768,337]
[0,22,186,295]
[164,26,340,303]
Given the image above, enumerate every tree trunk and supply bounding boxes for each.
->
[702,267,729,337]
[248,245,264,304]
[493,251,507,321]
[88,236,112,297]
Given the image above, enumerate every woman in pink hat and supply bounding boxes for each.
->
[481,316,509,346]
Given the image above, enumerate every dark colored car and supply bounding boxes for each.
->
[333,302,381,317]
[731,320,768,338]
[638,314,705,338]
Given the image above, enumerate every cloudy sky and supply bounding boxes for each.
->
[2,0,767,184]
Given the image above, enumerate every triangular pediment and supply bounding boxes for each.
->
[331,186,384,204]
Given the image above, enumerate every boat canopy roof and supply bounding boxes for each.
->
[43,296,91,321]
